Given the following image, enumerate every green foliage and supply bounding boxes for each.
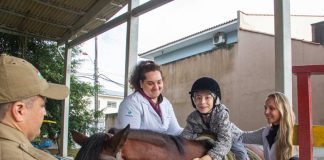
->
[0,33,102,148]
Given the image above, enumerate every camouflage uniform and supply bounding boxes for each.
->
[181,104,246,160]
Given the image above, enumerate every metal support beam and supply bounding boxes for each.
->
[0,27,59,41]
[0,8,72,29]
[132,0,173,17]
[32,0,86,15]
[292,65,324,74]
[59,0,113,45]
[274,0,292,102]
[67,0,174,48]
[67,13,128,48]
[124,0,139,97]
[59,44,71,157]
[296,73,313,160]
[292,65,324,160]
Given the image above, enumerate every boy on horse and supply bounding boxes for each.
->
[181,77,248,160]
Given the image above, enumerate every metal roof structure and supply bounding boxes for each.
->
[0,0,127,44]
[0,0,174,157]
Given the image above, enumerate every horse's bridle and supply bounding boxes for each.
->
[99,151,123,160]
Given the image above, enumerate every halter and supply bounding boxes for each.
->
[99,151,123,160]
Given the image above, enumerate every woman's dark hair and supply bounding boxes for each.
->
[129,60,163,91]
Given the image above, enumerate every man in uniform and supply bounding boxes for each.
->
[0,54,69,160]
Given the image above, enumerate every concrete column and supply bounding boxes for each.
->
[124,0,139,97]
[59,43,71,157]
[274,0,292,102]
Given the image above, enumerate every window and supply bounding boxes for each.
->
[107,101,117,108]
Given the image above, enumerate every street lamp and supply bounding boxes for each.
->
[82,36,99,131]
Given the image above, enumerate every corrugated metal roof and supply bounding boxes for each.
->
[0,0,127,43]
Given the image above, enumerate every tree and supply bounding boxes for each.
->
[0,33,102,148]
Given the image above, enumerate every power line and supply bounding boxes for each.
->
[75,74,124,87]
[99,74,124,87]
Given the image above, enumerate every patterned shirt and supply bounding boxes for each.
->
[181,104,242,160]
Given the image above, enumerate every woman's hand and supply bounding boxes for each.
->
[192,155,213,160]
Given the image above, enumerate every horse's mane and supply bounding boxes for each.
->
[127,129,186,154]
[128,129,214,156]
[105,128,213,157]
[75,129,259,160]
[75,133,107,160]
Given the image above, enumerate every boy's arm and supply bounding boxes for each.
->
[180,114,198,139]
[207,109,232,160]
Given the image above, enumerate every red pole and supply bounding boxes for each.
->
[293,65,324,160]
[296,73,313,160]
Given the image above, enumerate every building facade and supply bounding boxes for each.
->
[86,89,123,131]
[140,11,324,130]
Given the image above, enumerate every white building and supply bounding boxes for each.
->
[86,89,123,131]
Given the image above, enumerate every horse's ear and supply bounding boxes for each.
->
[71,130,89,146]
[107,124,130,154]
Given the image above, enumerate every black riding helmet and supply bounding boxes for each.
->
[189,77,221,108]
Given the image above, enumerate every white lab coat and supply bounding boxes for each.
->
[115,91,183,135]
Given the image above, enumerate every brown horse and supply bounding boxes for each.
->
[71,125,263,160]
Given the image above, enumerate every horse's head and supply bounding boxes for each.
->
[71,124,131,160]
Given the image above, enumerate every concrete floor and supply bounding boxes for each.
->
[314,147,324,160]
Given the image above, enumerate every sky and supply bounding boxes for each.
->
[77,0,324,92]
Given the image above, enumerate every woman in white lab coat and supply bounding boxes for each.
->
[115,60,183,135]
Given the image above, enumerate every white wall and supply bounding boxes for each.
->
[239,11,324,41]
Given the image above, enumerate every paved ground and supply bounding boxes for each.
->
[314,147,324,160]
[293,147,324,160]
[257,145,324,159]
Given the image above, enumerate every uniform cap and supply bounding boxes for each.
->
[0,54,69,103]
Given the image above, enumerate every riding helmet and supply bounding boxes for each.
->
[189,77,221,99]
[189,77,221,108]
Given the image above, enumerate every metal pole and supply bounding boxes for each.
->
[274,0,292,102]
[124,0,139,97]
[59,43,71,157]
[94,36,99,131]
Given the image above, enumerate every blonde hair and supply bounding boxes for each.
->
[267,92,295,160]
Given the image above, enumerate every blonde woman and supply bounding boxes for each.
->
[242,92,298,160]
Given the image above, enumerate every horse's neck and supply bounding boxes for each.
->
[121,130,209,160]
[75,133,106,160]
[182,140,210,159]
[127,130,170,146]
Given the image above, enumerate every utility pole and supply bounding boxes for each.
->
[94,36,99,131]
